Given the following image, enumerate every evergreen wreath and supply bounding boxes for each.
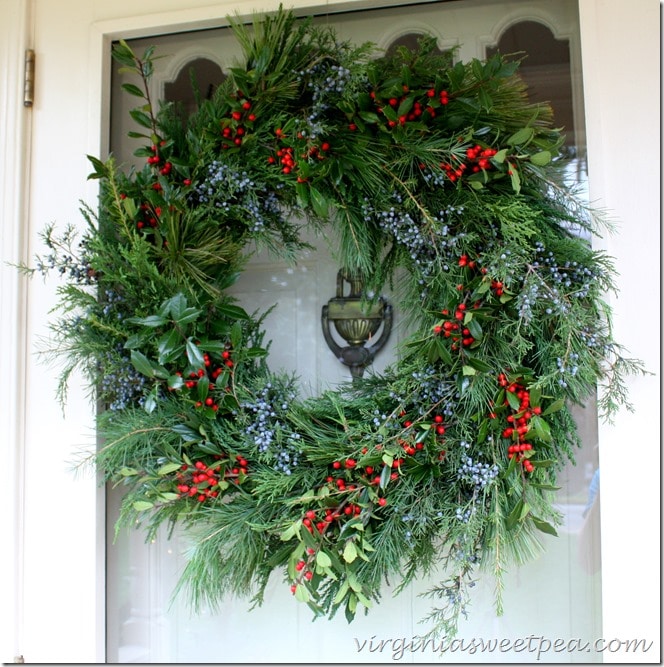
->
[27,8,643,637]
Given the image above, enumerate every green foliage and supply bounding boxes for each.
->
[27,6,646,640]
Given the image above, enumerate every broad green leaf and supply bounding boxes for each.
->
[530,483,561,491]
[343,540,358,563]
[167,374,184,390]
[506,389,521,411]
[129,108,152,129]
[121,83,145,98]
[462,365,476,376]
[542,398,565,416]
[345,594,357,622]
[143,391,157,414]
[121,197,137,218]
[279,521,301,541]
[531,515,558,536]
[294,584,310,603]
[347,572,362,593]
[216,303,251,320]
[529,386,542,407]
[186,338,205,368]
[492,148,508,164]
[119,467,138,476]
[397,96,414,117]
[157,328,183,364]
[157,462,182,476]
[507,127,534,146]
[506,499,524,530]
[132,501,154,512]
[379,464,391,490]
[332,580,350,605]
[355,591,373,608]
[316,551,332,568]
[230,321,243,349]
[175,307,202,326]
[130,350,155,377]
[296,181,309,208]
[530,415,552,442]
[127,314,167,328]
[530,150,552,166]
[197,378,209,402]
[467,357,492,373]
[467,318,483,341]
[531,459,556,468]
[508,163,521,193]
[310,187,329,218]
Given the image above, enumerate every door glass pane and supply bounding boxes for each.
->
[107,2,602,662]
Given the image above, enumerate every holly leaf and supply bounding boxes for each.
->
[129,108,153,129]
[130,350,156,377]
[310,187,329,218]
[127,315,168,328]
[543,398,565,416]
[157,328,184,365]
[506,389,521,411]
[467,317,483,341]
[186,338,205,368]
[530,415,552,442]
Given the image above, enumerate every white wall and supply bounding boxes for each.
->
[1,0,659,663]
[578,1,660,662]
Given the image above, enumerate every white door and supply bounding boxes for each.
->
[106,1,602,662]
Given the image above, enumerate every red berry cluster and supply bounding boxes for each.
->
[369,84,448,129]
[497,373,541,474]
[291,548,318,591]
[136,203,162,230]
[268,139,296,174]
[267,130,331,180]
[145,142,172,175]
[433,302,475,351]
[220,94,256,148]
[173,348,234,412]
[299,449,400,537]
[175,454,249,502]
[439,144,499,183]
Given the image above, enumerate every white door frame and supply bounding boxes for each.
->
[4,0,659,662]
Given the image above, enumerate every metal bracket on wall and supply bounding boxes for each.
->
[24,49,35,107]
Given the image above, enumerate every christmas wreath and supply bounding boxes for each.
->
[29,9,642,637]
